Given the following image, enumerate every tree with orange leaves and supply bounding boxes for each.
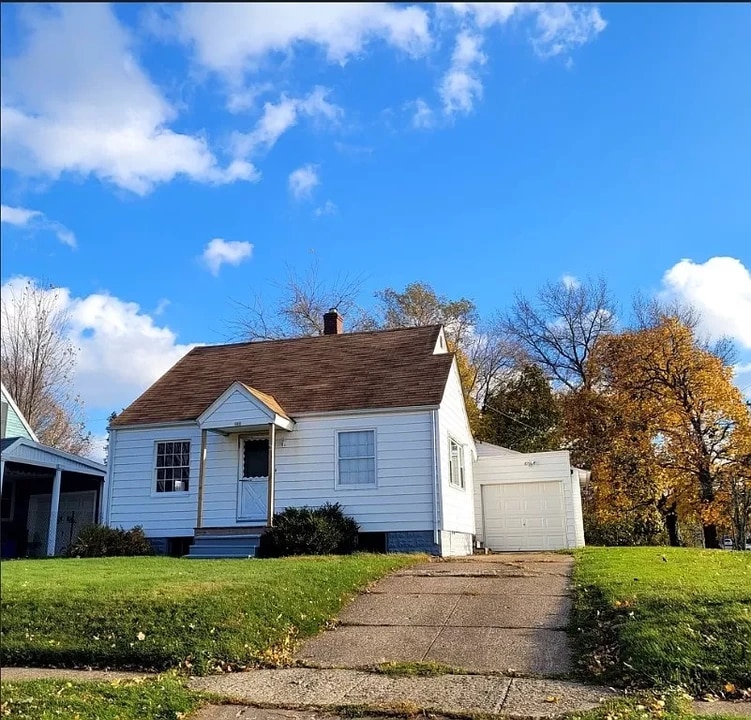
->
[593,312,750,548]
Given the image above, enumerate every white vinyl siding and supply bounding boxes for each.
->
[448,437,465,489]
[437,360,476,536]
[275,410,434,532]
[108,425,200,537]
[337,430,376,486]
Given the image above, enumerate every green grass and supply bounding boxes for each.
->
[0,676,203,720]
[567,693,740,720]
[572,547,751,696]
[0,554,419,674]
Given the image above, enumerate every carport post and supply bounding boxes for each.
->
[47,466,62,556]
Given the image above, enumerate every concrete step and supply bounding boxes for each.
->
[186,533,260,559]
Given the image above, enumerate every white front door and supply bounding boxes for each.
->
[27,491,97,556]
[237,438,269,522]
[481,481,567,551]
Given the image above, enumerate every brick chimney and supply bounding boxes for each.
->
[323,308,344,335]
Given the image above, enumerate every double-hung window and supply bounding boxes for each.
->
[337,430,376,487]
[154,441,190,493]
[448,437,465,489]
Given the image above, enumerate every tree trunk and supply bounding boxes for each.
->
[665,510,681,547]
[702,523,720,549]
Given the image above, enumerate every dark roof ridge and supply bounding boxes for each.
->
[190,323,444,353]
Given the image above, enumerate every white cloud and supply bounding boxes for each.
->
[661,257,751,350]
[438,3,606,115]
[232,87,342,158]
[174,3,432,79]
[561,274,581,289]
[447,3,606,58]
[530,4,607,58]
[289,164,320,200]
[410,98,435,128]
[202,238,254,276]
[440,31,486,115]
[314,200,338,217]
[1,276,197,412]
[1,4,256,195]
[1,204,40,225]
[1,203,76,248]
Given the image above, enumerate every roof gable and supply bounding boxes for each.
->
[198,382,294,430]
[1,383,38,442]
[113,325,454,427]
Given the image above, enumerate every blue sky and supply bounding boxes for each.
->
[1,3,750,458]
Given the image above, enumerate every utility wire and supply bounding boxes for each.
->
[482,402,549,433]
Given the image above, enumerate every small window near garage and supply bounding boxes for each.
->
[449,437,465,489]
[154,441,190,493]
[337,430,376,486]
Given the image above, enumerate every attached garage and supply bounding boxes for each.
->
[473,442,585,551]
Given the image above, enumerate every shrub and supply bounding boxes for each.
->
[258,503,359,557]
[65,525,154,558]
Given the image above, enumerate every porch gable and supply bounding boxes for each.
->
[198,382,294,432]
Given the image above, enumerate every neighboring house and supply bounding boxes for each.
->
[105,312,585,558]
[1,382,106,558]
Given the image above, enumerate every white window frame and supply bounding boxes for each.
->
[448,436,465,490]
[336,429,377,489]
[152,440,191,496]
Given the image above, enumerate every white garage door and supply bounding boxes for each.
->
[481,481,567,551]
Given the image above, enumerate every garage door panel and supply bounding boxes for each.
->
[481,482,567,551]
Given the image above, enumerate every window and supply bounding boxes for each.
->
[449,438,465,489]
[154,441,190,493]
[337,430,376,486]
[243,438,269,478]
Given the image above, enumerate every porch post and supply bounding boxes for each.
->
[196,429,208,530]
[0,459,5,494]
[267,423,276,527]
[47,466,62,556]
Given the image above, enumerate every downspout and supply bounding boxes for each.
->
[103,428,116,526]
[431,409,442,548]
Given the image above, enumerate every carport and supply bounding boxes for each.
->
[473,442,585,551]
[1,437,106,557]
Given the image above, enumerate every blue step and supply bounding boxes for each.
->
[185,533,260,559]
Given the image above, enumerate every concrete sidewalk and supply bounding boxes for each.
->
[296,553,574,675]
[189,667,613,717]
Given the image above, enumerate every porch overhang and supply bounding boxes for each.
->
[197,381,295,433]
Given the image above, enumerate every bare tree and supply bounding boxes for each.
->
[503,277,617,390]
[229,258,373,340]
[1,280,91,454]
[632,293,737,364]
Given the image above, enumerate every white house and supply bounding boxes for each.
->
[105,312,584,557]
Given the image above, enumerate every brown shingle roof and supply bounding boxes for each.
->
[112,325,454,427]
[237,384,290,420]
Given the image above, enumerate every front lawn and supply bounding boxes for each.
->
[0,554,418,674]
[572,547,751,696]
[0,676,203,720]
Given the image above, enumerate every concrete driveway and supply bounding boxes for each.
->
[297,552,574,676]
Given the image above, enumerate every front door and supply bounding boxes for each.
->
[237,437,269,522]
